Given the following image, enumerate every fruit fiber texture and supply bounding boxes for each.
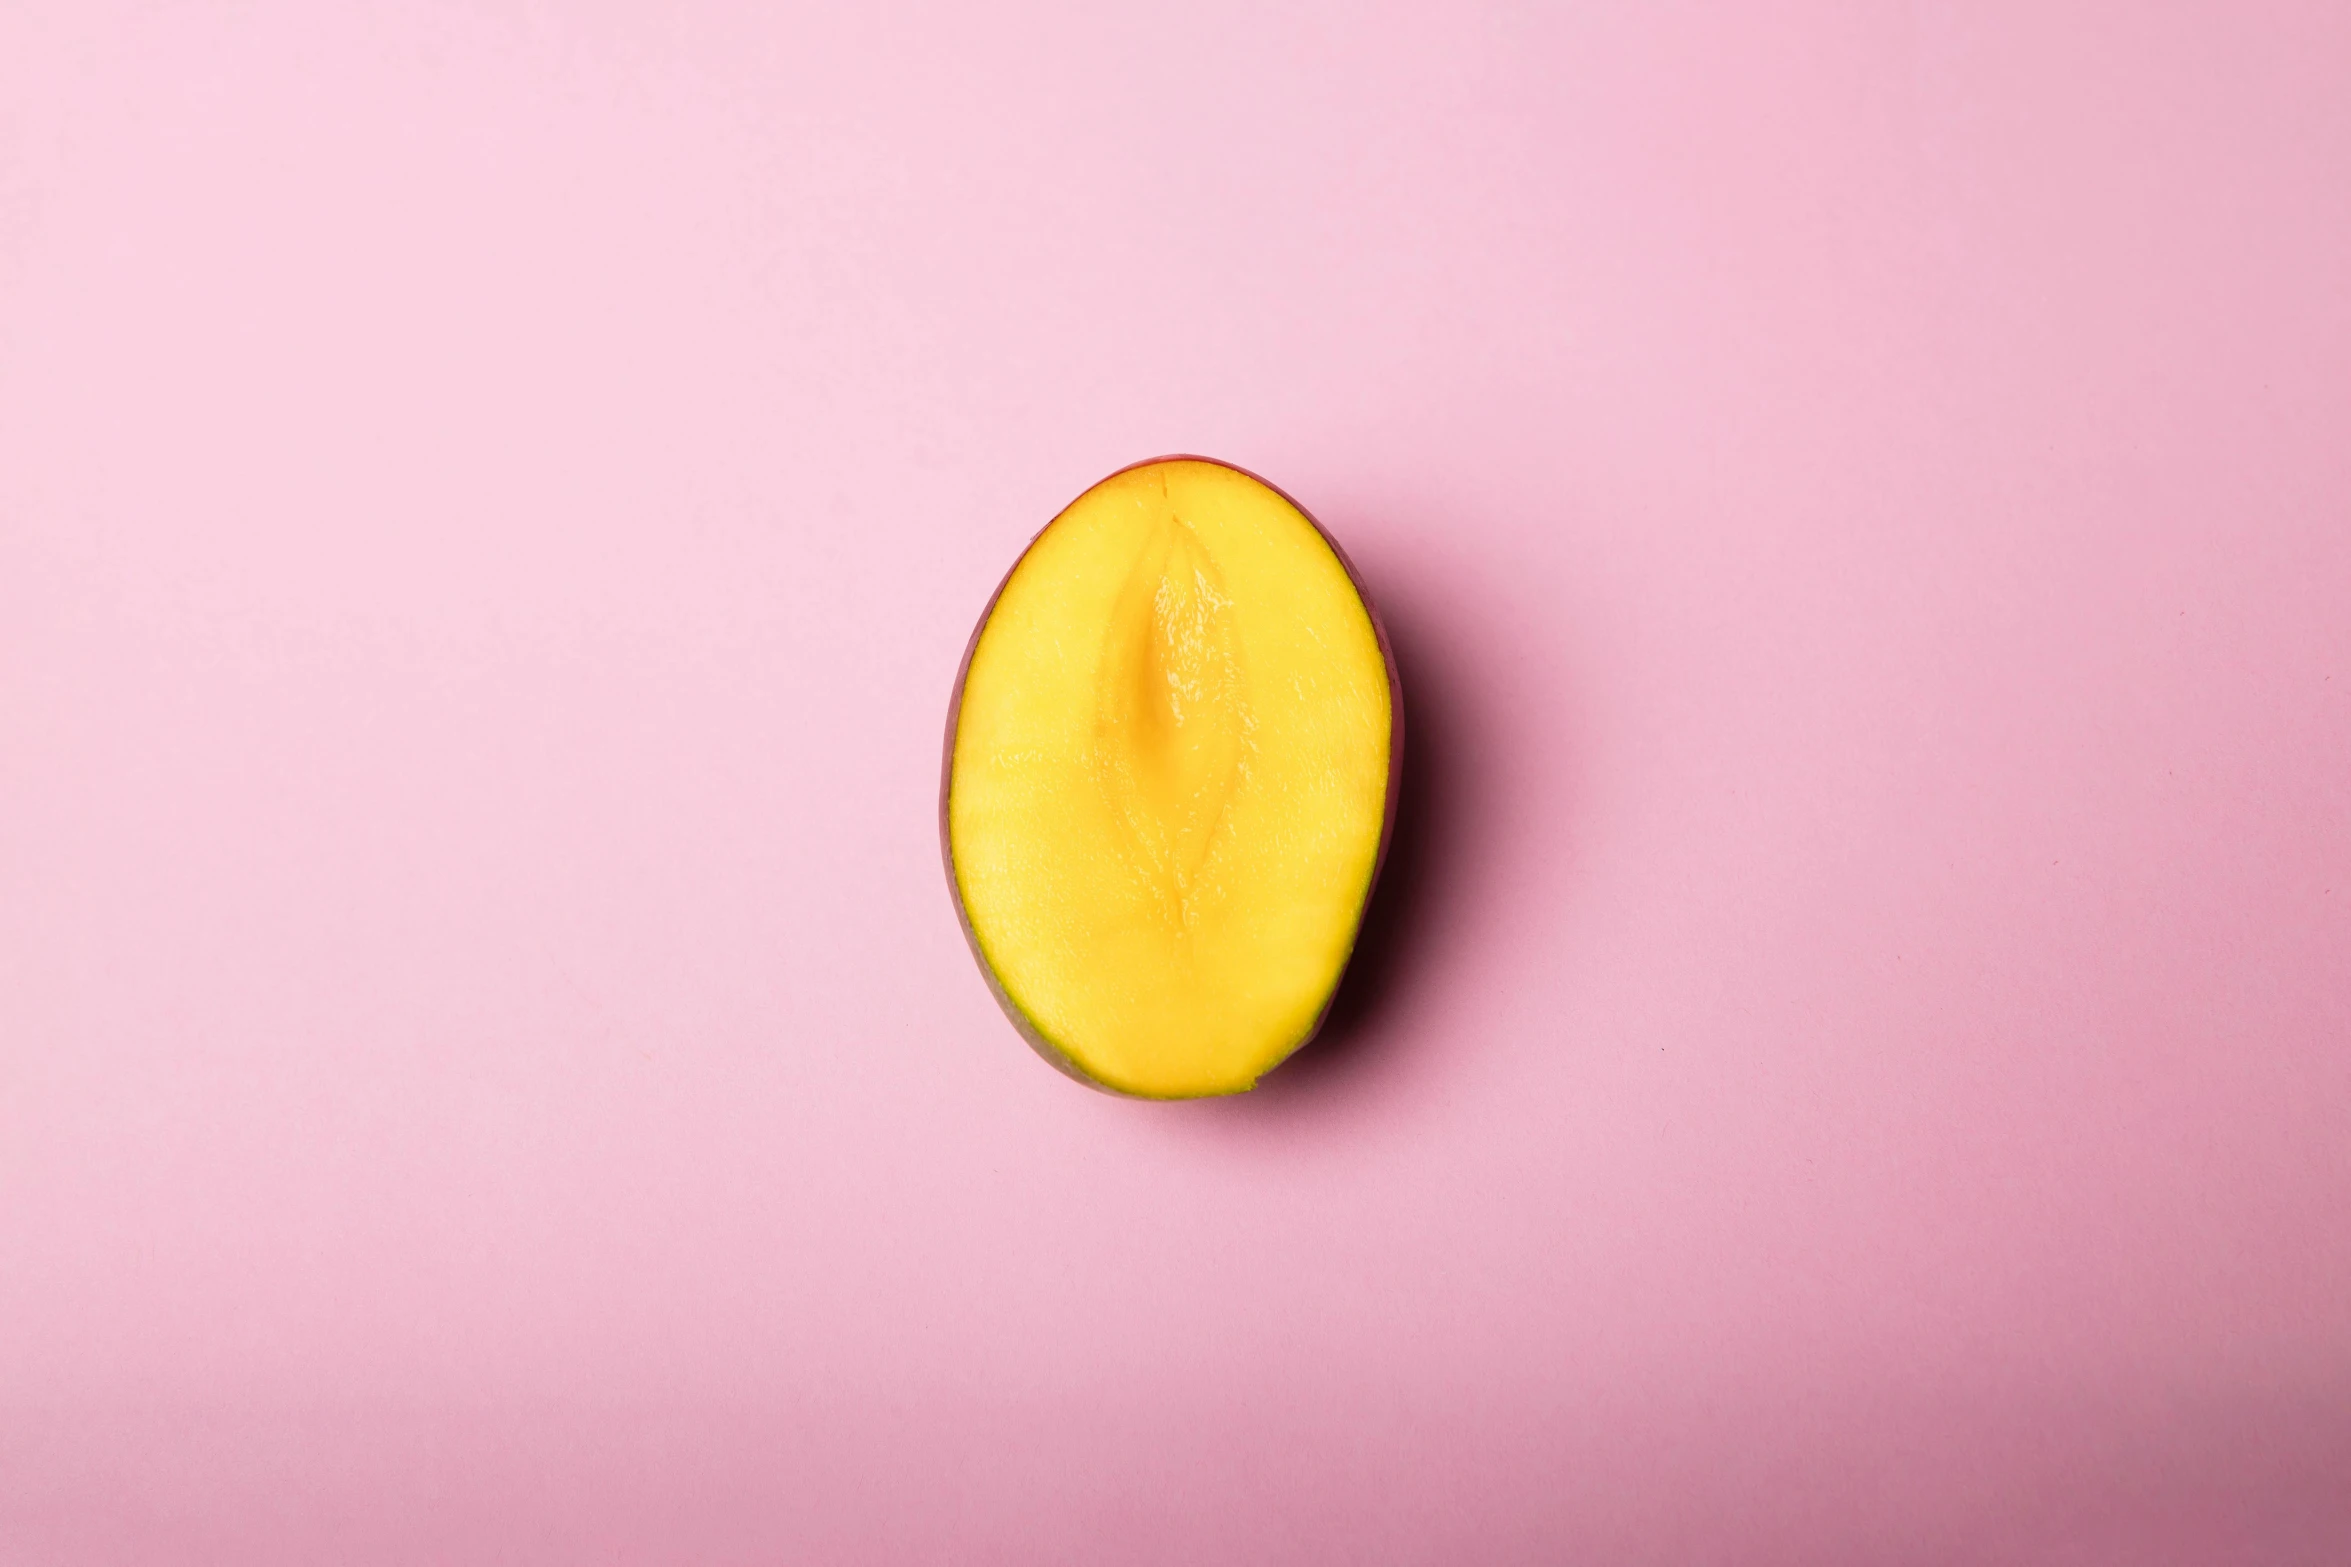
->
[943,458,1400,1099]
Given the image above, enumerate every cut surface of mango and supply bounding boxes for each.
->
[945,458,1396,1098]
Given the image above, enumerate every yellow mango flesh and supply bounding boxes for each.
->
[946,459,1395,1098]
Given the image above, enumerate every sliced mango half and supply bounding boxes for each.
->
[943,457,1400,1098]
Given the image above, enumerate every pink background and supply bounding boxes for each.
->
[4,2,2349,1561]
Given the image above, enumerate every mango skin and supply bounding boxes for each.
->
[939,456,1404,1097]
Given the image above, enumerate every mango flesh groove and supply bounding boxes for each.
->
[942,457,1400,1098]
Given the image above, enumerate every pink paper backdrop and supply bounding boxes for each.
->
[4,2,2348,1561]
